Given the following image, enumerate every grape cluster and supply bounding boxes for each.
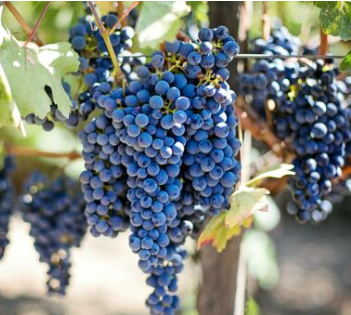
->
[239,25,301,117]
[63,13,143,128]
[78,25,241,314]
[240,25,351,223]
[0,156,15,260]
[280,61,351,223]
[21,172,87,294]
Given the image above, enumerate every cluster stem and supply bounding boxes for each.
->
[87,1,125,84]
[109,1,139,35]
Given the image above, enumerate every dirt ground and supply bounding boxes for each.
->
[0,216,199,315]
[257,198,351,315]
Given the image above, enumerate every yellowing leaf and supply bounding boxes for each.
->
[198,185,270,252]
[197,213,241,252]
[246,163,295,187]
[225,186,269,228]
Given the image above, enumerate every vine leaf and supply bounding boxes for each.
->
[197,212,242,252]
[225,186,269,228]
[135,1,190,48]
[315,1,351,40]
[198,164,295,252]
[0,61,26,136]
[246,163,295,187]
[340,49,351,71]
[0,23,79,121]
[197,186,268,252]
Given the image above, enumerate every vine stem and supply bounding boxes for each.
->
[234,131,251,315]
[234,242,247,315]
[109,1,139,35]
[23,1,49,47]
[5,143,81,160]
[319,26,328,55]
[261,1,270,41]
[235,96,293,160]
[87,1,125,84]
[117,1,127,27]
[5,2,43,46]
[341,165,351,180]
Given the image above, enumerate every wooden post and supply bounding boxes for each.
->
[197,2,249,315]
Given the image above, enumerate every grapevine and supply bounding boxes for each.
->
[1,2,351,315]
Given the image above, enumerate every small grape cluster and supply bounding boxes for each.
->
[0,156,15,260]
[240,25,351,223]
[79,25,241,314]
[21,172,87,294]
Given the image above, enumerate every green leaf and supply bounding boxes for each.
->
[225,186,269,228]
[0,61,26,136]
[246,164,295,187]
[136,1,190,48]
[187,1,209,24]
[340,49,351,71]
[315,1,351,40]
[245,298,260,315]
[0,24,79,120]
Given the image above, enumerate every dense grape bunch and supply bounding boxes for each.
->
[240,25,351,223]
[0,156,15,260]
[82,25,241,314]
[21,173,87,294]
